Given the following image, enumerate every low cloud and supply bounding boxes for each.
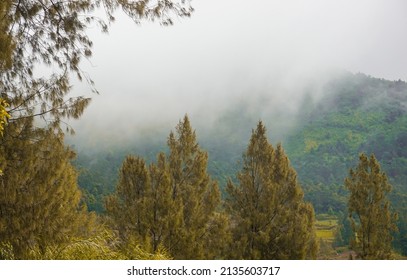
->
[68,0,407,149]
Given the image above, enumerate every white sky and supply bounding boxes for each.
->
[70,0,407,146]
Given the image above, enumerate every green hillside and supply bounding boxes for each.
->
[71,72,407,254]
[283,73,407,213]
[73,72,407,211]
[287,73,406,187]
[282,73,407,255]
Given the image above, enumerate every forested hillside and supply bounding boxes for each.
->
[287,73,406,189]
[71,72,407,256]
[282,73,407,255]
[73,72,407,212]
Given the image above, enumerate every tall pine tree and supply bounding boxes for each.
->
[166,115,222,259]
[226,121,317,259]
[346,153,398,259]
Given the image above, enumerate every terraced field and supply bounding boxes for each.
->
[315,214,341,259]
[315,216,338,242]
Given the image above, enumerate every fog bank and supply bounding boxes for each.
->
[68,0,407,150]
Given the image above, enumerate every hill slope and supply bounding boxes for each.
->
[286,72,407,187]
[72,72,407,214]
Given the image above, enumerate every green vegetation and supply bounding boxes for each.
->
[106,116,227,259]
[69,72,407,258]
[285,73,407,257]
[346,154,398,259]
[316,219,337,241]
[315,215,339,259]
[286,73,407,191]
[226,121,318,259]
[0,0,191,260]
[0,0,407,259]
[0,99,9,136]
[1,2,406,258]
[0,119,91,259]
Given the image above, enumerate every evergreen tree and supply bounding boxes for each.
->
[0,118,90,259]
[106,116,224,259]
[226,121,317,259]
[333,211,353,248]
[106,153,184,256]
[345,153,398,259]
[166,115,222,259]
[146,152,183,254]
[105,155,150,242]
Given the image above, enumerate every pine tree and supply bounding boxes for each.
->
[0,118,90,259]
[106,116,224,259]
[106,153,184,256]
[105,155,150,242]
[166,115,222,259]
[146,152,184,254]
[226,121,317,259]
[345,153,398,259]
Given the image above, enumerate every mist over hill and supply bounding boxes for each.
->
[68,71,407,255]
[286,72,407,187]
[68,71,407,213]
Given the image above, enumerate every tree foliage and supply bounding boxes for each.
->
[0,0,195,260]
[106,155,150,239]
[0,99,9,136]
[1,117,165,260]
[1,0,193,131]
[345,153,398,259]
[107,116,226,259]
[0,1,14,71]
[166,115,224,259]
[0,118,92,259]
[226,121,318,259]
[105,152,184,257]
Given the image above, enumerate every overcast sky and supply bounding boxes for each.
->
[69,0,407,147]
